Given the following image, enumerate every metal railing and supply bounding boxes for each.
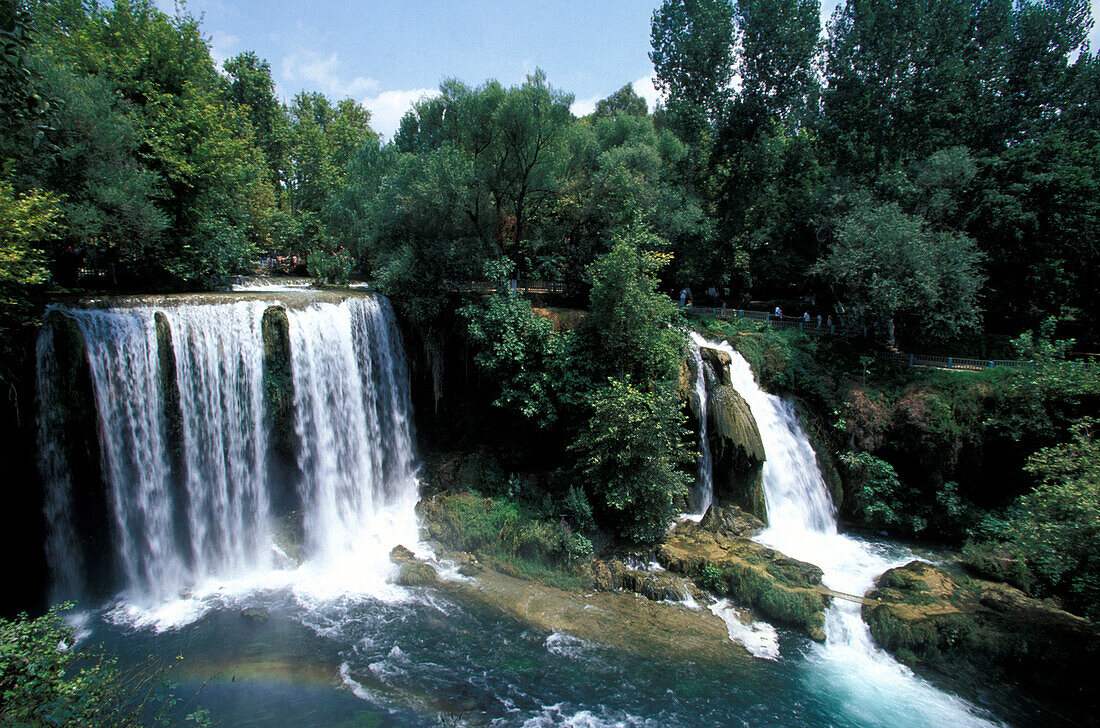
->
[877,352,1099,371]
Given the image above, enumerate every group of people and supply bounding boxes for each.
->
[773,306,833,329]
[675,287,837,330]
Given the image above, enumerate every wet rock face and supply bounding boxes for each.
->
[864,561,1100,713]
[707,383,766,518]
[659,517,828,641]
[679,343,768,518]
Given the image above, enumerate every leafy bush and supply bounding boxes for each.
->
[571,378,694,542]
[0,606,209,727]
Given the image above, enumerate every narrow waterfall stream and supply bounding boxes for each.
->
[688,338,714,516]
[700,335,1003,728]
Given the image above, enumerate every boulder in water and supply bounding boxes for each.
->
[699,504,764,539]
[395,561,439,587]
[864,560,1100,713]
[592,560,694,602]
[390,544,417,564]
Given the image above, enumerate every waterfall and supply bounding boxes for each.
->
[688,338,713,515]
[700,336,1001,727]
[287,297,418,577]
[37,295,418,607]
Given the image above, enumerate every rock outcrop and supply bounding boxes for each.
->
[863,561,1100,712]
[697,346,767,519]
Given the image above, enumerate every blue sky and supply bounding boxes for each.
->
[164,0,1100,140]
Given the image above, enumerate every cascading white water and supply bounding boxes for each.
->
[164,302,272,586]
[37,295,419,611]
[287,297,419,584]
[700,336,1002,727]
[72,307,185,602]
[688,338,713,515]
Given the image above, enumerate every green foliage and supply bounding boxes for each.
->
[650,0,735,133]
[460,288,561,424]
[571,378,694,542]
[987,418,1100,618]
[306,241,352,285]
[585,223,684,384]
[839,450,915,531]
[561,484,596,533]
[0,606,210,727]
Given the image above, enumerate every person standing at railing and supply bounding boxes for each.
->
[803,311,811,323]
[680,288,687,308]
[774,305,783,319]
[816,313,822,329]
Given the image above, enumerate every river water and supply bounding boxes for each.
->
[34,298,1076,727]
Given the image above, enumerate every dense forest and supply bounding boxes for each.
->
[2,0,1099,636]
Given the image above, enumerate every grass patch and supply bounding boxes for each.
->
[418,493,593,591]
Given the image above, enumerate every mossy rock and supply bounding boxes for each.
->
[394,561,439,587]
[261,306,295,451]
[592,560,692,602]
[864,561,1100,712]
[658,520,827,640]
[699,504,764,539]
[241,607,270,623]
[389,545,416,564]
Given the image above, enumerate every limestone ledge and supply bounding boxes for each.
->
[658,509,829,641]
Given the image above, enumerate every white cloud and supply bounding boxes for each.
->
[281,50,380,100]
[632,74,663,113]
[570,95,601,117]
[209,30,239,68]
[362,88,440,140]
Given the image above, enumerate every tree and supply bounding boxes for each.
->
[460,289,564,425]
[224,51,290,199]
[989,418,1100,619]
[735,0,820,124]
[584,223,684,384]
[814,193,984,344]
[650,0,736,137]
[593,84,648,118]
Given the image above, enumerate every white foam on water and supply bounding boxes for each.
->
[520,704,654,728]
[544,632,593,660]
[708,599,780,660]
